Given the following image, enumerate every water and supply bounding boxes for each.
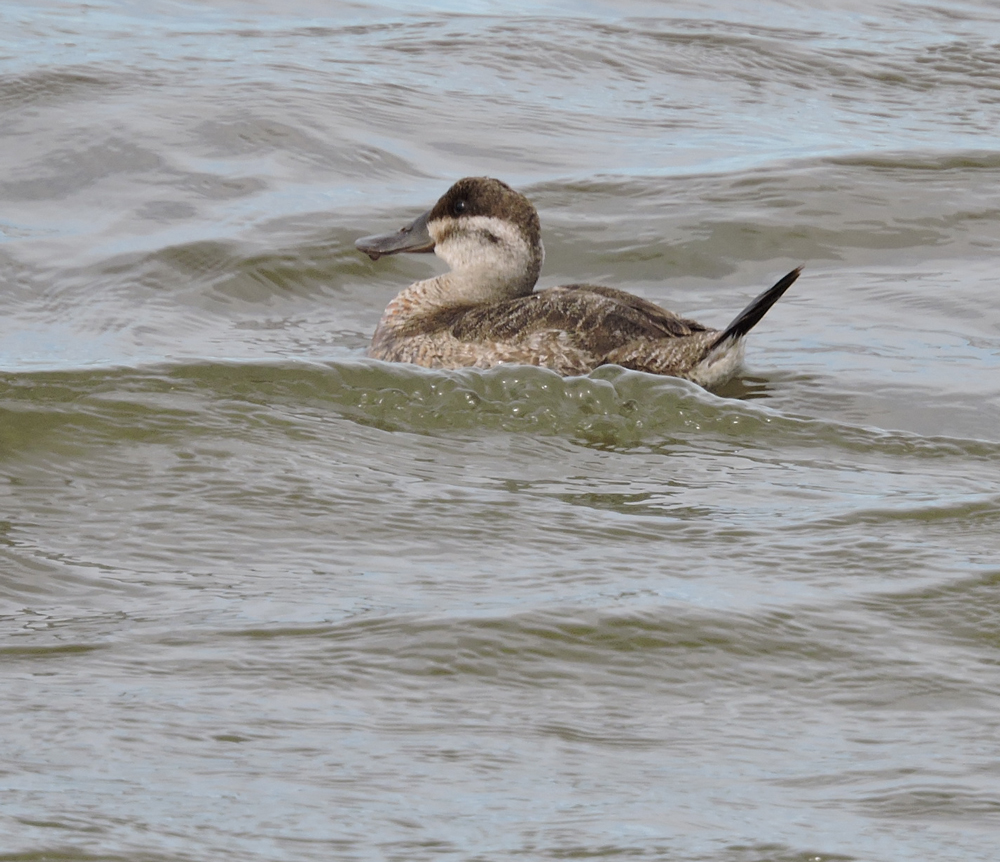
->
[2,2,1000,860]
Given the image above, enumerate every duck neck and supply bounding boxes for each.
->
[390,266,536,318]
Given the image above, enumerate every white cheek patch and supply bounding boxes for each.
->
[431,215,534,275]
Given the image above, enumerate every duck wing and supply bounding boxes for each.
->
[448,284,709,355]
[563,285,710,336]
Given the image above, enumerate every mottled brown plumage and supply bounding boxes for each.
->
[356,177,800,388]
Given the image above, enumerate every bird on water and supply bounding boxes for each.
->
[356,176,800,389]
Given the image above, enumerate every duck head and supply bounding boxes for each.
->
[356,177,544,301]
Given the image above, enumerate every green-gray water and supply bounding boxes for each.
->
[2,2,999,861]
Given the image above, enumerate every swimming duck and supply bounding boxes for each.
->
[356,177,800,388]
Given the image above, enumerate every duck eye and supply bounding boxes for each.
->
[452,199,467,215]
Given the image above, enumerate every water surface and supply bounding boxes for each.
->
[2,2,1000,861]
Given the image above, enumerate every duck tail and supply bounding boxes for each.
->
[706,266,802,352]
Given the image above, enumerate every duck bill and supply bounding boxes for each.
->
[355,209,434,261]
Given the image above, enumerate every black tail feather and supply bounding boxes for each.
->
[707,266,802,352]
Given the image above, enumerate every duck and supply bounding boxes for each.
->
[356,177,800,388]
